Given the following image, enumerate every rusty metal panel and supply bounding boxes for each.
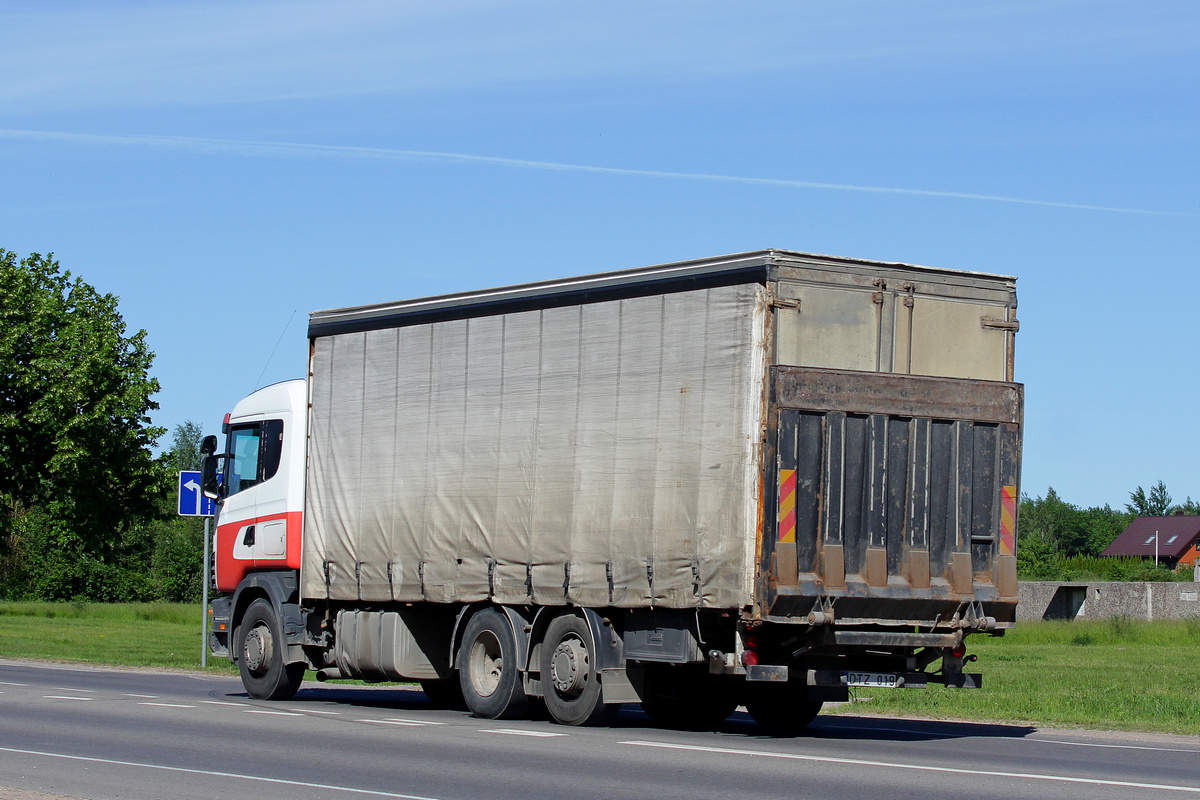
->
[774,366,1021,424]
[764,365,1023,626]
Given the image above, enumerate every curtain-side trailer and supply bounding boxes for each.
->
[203,249,1022,731]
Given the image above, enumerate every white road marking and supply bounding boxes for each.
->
[137,702,195,708]
[0,681,28,686]
[620,740,1200,794]
[481,729,567,737]
[43,696,93,701]
[200,700,246,707]
[291,708,341,715]
[54,687,94,692]
[0,745,446,800]
[122,693,158,698]
[1036,738,1200,755]
[384,718,446,725]
[244,709,302,716]
[358,719,425,726]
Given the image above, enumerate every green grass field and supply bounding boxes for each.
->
[0,601,234,673]
[828,618,1200,736]
[1,603,1198,734]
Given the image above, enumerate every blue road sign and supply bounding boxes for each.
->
[178,470,216,517]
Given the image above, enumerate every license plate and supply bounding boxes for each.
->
[845,671,899,688]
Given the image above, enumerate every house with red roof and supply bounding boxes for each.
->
[1101,515,1200,569]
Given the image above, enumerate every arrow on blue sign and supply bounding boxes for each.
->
[177,470,216,517]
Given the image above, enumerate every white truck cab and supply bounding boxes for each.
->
[211,380,307,595]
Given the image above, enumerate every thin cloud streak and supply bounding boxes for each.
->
[1,128,1191,218]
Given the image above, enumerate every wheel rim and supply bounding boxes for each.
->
[550,634,589,697]
[243,622,272,676]
[468,630,504,697]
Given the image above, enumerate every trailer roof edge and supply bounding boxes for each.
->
[307,249,1015,338]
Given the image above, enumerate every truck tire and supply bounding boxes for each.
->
[236,598,305,701]
[744,681,822,734]
[638,665,739,730]
[458,609,529,719]
[540,615,618,726]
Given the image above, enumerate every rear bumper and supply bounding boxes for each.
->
[745,664,982,689]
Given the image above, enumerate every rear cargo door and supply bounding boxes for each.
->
[764,366,1022,625]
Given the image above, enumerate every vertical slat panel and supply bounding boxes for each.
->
[775,409,800,585]
[778,409,800,541]
[867,414,888,548]
[956,420,974,553]
[885,417,911,575]
[970,423,998,578]
[795,412,824,574]
[841,414,867,576]
[928,419,954,577]
[823,412,846,546]
[908,417,930,551]
[996,422,1022,597]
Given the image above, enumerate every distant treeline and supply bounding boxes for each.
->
[1017,481,1198,582]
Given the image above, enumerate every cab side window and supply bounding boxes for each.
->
[227,425,262,496]
[224,420,286,497]
[261,419,284,481]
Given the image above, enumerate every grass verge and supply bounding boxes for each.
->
[0,601,235,673]
[827,618,1200,736]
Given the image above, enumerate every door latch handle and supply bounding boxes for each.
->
[242,525,256,546]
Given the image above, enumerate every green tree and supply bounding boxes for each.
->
[1081,503,1134,555]
[165,420,205,473]
[1020,488,1087,556]
[0,250,165,563]
[1171,496,1200,515]
[1127,480,1173,516]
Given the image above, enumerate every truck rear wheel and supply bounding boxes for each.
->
[458,609,529,719]
[744,681,822,734]
[540,615,618,726]
[639,665,739,730]
[236,598,305,701]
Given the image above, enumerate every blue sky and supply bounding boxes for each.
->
[2,0,1197,509]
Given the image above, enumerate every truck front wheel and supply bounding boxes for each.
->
[541,615,618,726]
[236,599,305,701]
[458,609,530,719]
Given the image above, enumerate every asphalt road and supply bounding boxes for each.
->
[0,659,1196,800]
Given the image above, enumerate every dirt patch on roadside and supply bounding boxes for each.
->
[0,788,87,800]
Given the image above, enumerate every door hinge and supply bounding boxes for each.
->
[981,317,1020,332]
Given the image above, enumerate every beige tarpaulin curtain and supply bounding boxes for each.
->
[304,283,765,610]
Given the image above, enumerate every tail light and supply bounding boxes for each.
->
[741,630,760,667]
[951,641,967,659]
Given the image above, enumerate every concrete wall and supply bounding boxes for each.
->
[1017,581,1200,622]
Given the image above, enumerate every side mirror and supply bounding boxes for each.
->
[200,435,218,457]
[201,453,224,500]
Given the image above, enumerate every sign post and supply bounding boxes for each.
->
[178,471,216,667]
